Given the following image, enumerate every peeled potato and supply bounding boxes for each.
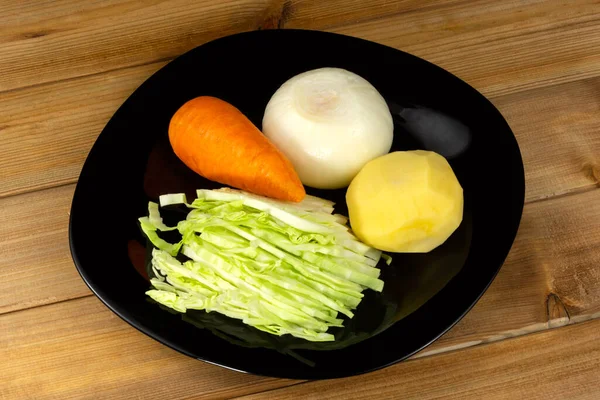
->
[346,150,463,253]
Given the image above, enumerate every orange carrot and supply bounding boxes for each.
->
[168,96,306,202]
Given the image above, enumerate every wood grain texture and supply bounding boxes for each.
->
[235,318,600,400]
[0,0,413,92]
[0,296,299,400]
[1,0,599,95]
[332,0,600,98]
[492,77,600,202]
[0,62,166,198]
[0,0,268,91]
[0,185,90,314]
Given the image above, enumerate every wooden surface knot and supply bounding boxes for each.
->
[582,163,600,185]
[258,0,294,30]
[547,293,571,328]
[21,31,52,40]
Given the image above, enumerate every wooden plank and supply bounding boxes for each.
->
[235,318,600,400]
[332,0,600,98]
[1,0,599,96]
[0,296,299,400]
[2,62,599,201]
[0,62,166,198]
[0,0,267,92]
[492,77,600,203]
[0,0,416,92]
[0,184,90,314]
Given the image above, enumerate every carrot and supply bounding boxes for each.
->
[168,96,306,202]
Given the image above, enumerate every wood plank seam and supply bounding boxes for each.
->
[416,313,600,360]
[229,315,600,398]
[0,55,175,98]
[0,295,82,318]
[228,318,600,399]
[453,15,600,51]
[525,184,599,205]
[0,177,78,201]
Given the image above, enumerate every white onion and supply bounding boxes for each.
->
[262,67,394,189]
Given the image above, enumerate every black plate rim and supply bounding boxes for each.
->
[68,28,525,380]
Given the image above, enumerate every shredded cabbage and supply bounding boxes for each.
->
[138,188,390,342]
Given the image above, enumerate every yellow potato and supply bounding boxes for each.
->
[346,150,463,253]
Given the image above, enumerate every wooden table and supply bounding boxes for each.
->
[1,1,599,398]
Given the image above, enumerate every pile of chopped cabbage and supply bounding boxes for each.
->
[139,188,388,342]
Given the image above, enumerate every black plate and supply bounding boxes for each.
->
[69,29,525,380]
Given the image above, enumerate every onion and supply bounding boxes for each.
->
[262,67,394,189]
